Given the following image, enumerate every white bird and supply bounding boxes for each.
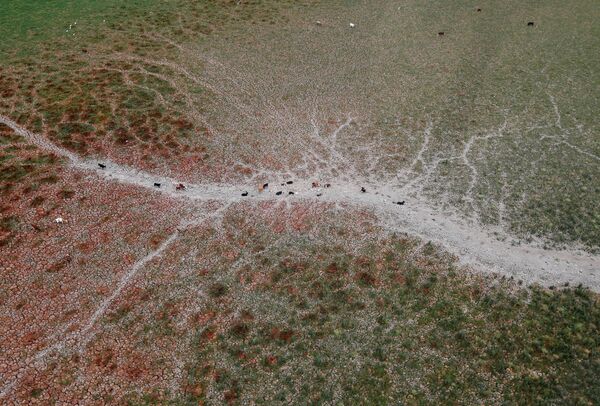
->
[350,23,355,28]
[54,217,64,224]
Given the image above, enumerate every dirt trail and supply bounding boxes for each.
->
[1,111,599,400]
[1,114,598,290]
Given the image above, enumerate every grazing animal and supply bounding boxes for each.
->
[241,191,248,196]
[263,183,269,189]
[288,191,295,195]
[361,187,366,193]
[396,201,405,205]
[527,21,534,26]
[154,183,161,188]
[438,31,444,36]
[316,193,322,197]
[175,183,186,191]
[286,180,293,185]
[312,181,319,188]
[276,191,283,196]
[325,183,331,188]
[98,163,106,169]
[476,8,482,12]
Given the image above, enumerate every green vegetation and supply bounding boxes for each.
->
[176,237,600,404]
[0,0,175,56]
[0,0,312,173]
[1,1,598,402]
[2,0,598,247]
[0,126,62,194]
[0,125,65,246]
[100,208,600,404]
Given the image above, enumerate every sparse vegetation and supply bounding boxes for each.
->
[0,0,598,404]
[174,233,600,405]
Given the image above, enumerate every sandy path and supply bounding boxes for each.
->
[1,114,598,291]
[1,112,599,400]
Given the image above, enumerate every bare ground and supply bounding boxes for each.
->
[1,113,597,294]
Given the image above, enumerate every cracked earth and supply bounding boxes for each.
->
[1,0,599,403]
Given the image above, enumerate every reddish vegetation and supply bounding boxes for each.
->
[270,328,294,343]
[0,109,407,403]
[0,124,191,402]
[1,58,232,183]
[93,348,117,371]
[224,388,238,404]
[6,194,375,400]
[355,271,377,286]
[325,262,340,274]
[0,3,353,403]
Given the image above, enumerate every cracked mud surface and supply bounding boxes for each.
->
[1,0,599,404]
[1,114,598,292]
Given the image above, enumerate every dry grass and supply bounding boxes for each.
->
[1,1,599,404]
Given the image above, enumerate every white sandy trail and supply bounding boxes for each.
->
[0,114,598,292]
[0,114,239,201]
[0,203,233,400]
[0,229,180,399]
[0,113,599,399]
[319,183,599,290]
